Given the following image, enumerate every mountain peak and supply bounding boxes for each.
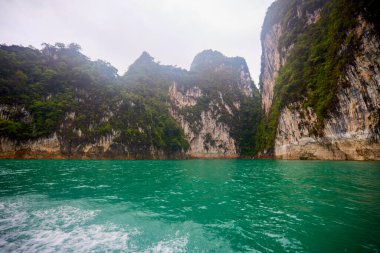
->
[190,50,225,72]
[190,49,248,74]
[135,51,154,64]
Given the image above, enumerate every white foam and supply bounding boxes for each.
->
[2,224,139,253]
[147,236,188,253]
[32,206,98,229]
[0,198,140,252]
[0,197,193,253]
[0,199,29,231]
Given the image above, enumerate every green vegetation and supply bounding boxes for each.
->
[0,44,261,156]
[1,0,377,157]
[0,37,267,157]
[120,50,262,156]
[190,50,262,156]
[256,0,379,153]
[0,43,188,156]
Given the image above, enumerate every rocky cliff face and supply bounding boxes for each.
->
[0,104,175,159]
[168,50,260,158]
[260,0,324,115]
[0,45,261,159]
[260,23,284,116]
[0,134,62,159]
[260,0,380,160]
[169,82,238,158]
[275,18,380,160]
[0,134,170,159]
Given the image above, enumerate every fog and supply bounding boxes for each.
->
[0,0,274,83]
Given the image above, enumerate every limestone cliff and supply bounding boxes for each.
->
[260,0,380,160]
[0,103,178,159]
[0,45,189,159]
[0,45,261,159]
[260,0,325,115]
[168,50,261,158]
[169,82,238,158]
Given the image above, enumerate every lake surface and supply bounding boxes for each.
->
[0,160,379,252]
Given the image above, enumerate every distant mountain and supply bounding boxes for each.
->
[1,0,378,160]
[0,44,261,159]
[124,49,261,158]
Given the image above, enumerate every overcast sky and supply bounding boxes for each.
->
[0,0,274,83]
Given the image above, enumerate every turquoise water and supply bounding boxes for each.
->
[0,160,379,252]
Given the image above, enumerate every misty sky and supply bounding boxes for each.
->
[0,0,274,83]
